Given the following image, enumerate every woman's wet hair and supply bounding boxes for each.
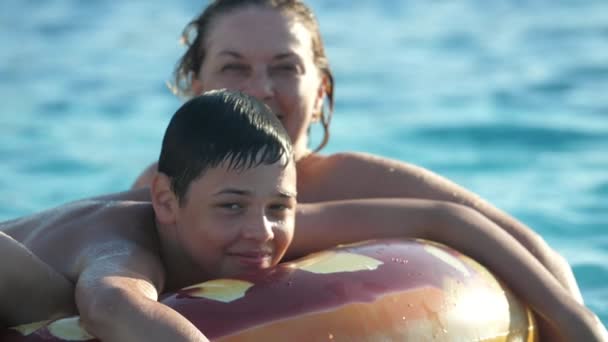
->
[172,0,334,152]
[158,90,293,205]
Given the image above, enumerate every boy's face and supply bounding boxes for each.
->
[173,159,297,279]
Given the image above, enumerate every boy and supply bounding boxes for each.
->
[1,91,605,341]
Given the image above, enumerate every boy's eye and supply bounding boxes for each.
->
[268,202,295,216]
[218,203,243,211]
[269,204,287,211]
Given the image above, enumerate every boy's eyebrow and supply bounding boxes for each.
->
[213,188,250,196]
[277,189,297,198]
[213,188,297,198]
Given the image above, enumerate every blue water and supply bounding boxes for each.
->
[1,0,607,324]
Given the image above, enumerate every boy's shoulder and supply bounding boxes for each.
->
[4,197,158,280]
[6,197,154,239]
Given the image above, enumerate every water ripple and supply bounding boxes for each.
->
[591,182,608,197]
[38,99,73,117]
[563,65,608,84]
[409,124,604,149]
[576,262,608,286]
[1,0,607,326]
[19,158,101,176]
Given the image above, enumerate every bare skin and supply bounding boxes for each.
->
[0,189,205,340]
[1,157,299,342]
[1,186,606,340]
[134,151,582,303]
[0,231,76,325]
[295,152,583,301]
[292,199,607,342]
[132,5,581,302]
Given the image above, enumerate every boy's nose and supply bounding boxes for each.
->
[242,215,274,242]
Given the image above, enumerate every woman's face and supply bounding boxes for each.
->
[194,6,325,159]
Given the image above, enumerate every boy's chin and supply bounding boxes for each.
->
[220,258,277,278]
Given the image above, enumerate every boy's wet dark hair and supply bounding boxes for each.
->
[158,90,293,204]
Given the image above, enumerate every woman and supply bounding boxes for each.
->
[133,0,582,301]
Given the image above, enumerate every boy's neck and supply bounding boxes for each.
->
[155,221,207,292]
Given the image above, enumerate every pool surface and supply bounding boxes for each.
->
[1,0,607,325]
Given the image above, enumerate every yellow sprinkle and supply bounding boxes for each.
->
[10,320,51,336]
[47,317,94,341]
[296,251,383,274]
[183,279,254,303]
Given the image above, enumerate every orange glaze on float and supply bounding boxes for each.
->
[1,239,537,341]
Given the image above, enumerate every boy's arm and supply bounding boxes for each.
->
[75,244,208,342]
[0,231,76,327]
[290,199,607,341]
[319,153,582,301]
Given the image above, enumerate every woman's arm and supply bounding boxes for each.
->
[0,231,76,327]
[304,152,582,302]
[291,199,606,341]
[76,247,208,342]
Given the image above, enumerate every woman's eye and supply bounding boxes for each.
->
[270,64,299,75]
[221,64,249,74]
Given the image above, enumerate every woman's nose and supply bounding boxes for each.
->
[242,69,274,101]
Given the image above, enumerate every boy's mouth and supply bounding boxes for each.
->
[228,250,273,268]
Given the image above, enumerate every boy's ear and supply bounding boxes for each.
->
[150,173,179,225]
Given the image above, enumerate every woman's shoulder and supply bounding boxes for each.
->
[300,151,425,175]
[296,152,434,202]
[132,161,159,190]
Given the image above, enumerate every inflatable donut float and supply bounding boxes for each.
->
[2,239,537,341]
